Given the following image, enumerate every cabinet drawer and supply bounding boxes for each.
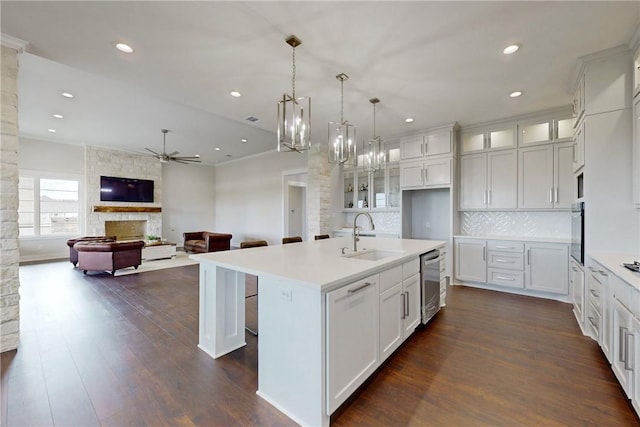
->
[586,302,600,339]
[380,265,403,293]
[487,241,524,252]
[403,258,420,280]
[487,268,524,288]
[611,274,633,311]
[487,251,523,271]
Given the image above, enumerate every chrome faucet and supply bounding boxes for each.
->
[352,212,375,252]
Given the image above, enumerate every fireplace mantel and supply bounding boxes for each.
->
[93,206,162,213]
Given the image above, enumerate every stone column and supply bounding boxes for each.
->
[1,42,22,353]
[306,142,331,238]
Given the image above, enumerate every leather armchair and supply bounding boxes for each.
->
[183,231,232,253]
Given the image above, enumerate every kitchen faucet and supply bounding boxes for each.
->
[352,212,375,252]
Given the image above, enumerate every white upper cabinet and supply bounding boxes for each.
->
[518,116,573,147]
[573,119,585,173]
[573,73,586,125]
[634,45,640,98]
[460,126,516,154]
[400,128,453,160]
[634,96,640,208]
[459,150,517,210]
[518,142,573,209]
[400,158,451,189]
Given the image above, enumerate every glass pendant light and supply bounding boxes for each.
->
[328,73,356,165]
[277,35,311,153]
[362,98,386,173]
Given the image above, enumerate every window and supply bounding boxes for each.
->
[18,175,80,237]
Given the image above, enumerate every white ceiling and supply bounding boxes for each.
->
[2,1,639,165]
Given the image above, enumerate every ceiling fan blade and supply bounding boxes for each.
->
[145,148,160,156]
[167,151,180,157]
[173,156,201,160]
[172,159,189,164]
[171,157,202,163]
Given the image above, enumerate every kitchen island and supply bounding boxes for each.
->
[191,236,445,426]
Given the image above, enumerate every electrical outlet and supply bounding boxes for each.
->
[281,288,292,302]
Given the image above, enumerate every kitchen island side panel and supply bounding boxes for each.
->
[257,275,328,427]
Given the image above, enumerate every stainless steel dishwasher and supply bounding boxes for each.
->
[420,249,441,324]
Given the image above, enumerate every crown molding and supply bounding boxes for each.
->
[0,33,28,52]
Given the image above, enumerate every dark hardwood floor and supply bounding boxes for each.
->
[2,260,638,426]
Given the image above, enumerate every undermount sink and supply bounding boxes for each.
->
[342,249,404,261]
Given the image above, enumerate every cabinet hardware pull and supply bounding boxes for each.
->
[487,190,491,206]
[348,282,372,294]
[587,266,596,272]
[495,275,514,281]
[495,259,514,263]
[571,267,578,271]
[401,291,406,319]
[483,190,487,206]
[549,119,555,140]
[527,249,530,265]
[483,246,486,261]
[590,289,599,298]
[549,188,553,205]
[495,245,512,249]
[598,270,608,277]
[588,316,598,330]
[625,332,634,371]
[405,292,409,318]
[425,141,429,156]
[554,187,558,205]
[620,326,627,363]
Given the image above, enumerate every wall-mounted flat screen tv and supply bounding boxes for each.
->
[100,176,154,203]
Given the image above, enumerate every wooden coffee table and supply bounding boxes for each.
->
[142,241,176,261]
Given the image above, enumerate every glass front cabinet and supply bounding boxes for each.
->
[343,146,400,211]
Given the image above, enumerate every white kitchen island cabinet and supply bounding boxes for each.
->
[191,236,444,427]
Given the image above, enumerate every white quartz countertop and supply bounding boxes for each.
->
[453,235,571,244]
[590,252,640,292]
[191,236,444,291]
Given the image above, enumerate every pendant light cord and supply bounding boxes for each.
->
[373,102,376,137]
[340,78,344,123]
[291,45,296,99]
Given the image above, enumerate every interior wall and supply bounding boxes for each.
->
[162,161,216,246]
[214,150,307,246]
[18,138,85,262]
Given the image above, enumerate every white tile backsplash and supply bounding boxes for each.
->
[342,211,401,232]
[461,211,571,238]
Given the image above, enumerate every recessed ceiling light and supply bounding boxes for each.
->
[405,118,414,123]
[215,147,221,151]
[241,138,247,143]
[53,114,64,119]
[230,91,242,98]
[115,42,134,54]
[195,154,200,158]
[61,92,74,98]
[503,44,520,55]
[510,91,523,98]
[47,129,56,133]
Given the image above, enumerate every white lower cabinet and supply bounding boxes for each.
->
[327,273,380,413]
[524,242,569,294]
[455,238,569,297]
[612,296,636,400]
[570,259,585,330]
[454,239,486,282]
[379,261,421,361]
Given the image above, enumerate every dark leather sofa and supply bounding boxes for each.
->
[66,236,116,266]
[74,240,145,275]
[183,231,232,253]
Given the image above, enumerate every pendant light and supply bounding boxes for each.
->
[362,98,386,173]
[277,35,311,153]
[328,73,356,165]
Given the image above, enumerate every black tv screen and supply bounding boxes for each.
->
[100,176,154,203]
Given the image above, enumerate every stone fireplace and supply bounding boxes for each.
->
[105,220,147,241]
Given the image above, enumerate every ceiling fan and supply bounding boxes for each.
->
[145,129,202,164]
